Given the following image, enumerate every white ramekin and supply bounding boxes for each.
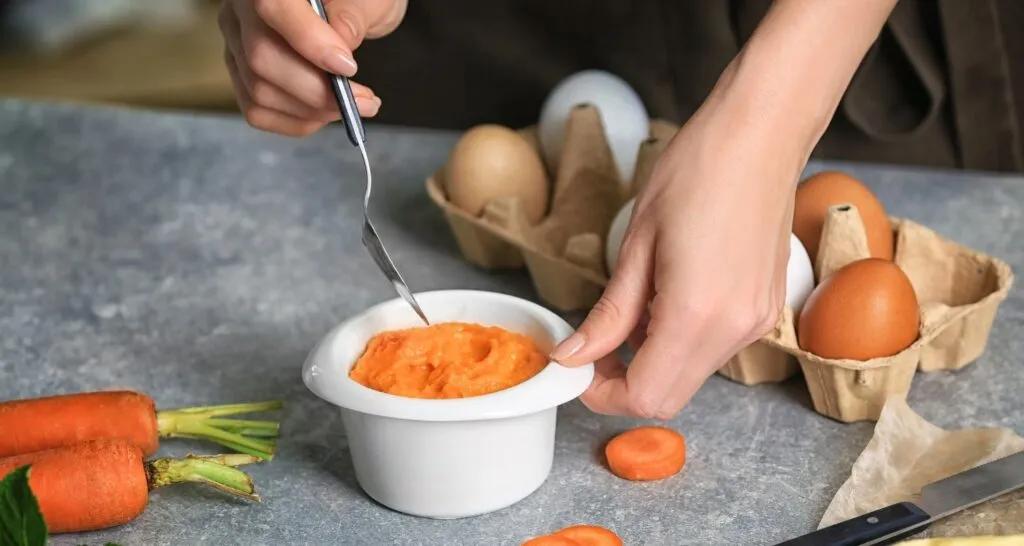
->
[301,289,595,519]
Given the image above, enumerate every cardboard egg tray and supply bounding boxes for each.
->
[750,206,1013,422]
[426,104,676,309]
[425,104,1015,424]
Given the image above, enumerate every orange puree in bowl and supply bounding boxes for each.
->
[348,322,548,399]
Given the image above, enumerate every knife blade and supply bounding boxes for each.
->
[774,450,1024,546]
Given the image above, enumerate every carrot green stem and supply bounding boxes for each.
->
[156,401,283,460]
[146,453,262,502]
[162,400,283,417]
[174,434,276,458]
[183,453,260,466]
[203,419,280,437]
[174,429,276,452]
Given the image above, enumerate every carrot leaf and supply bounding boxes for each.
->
[147,454,262,502]
[0,465,47,546]
[156,401,283,460]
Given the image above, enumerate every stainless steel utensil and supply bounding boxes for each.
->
[306,0,430,326]
[775,449,1024,546]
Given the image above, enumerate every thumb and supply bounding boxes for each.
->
[327,0,407,43]
[325,0,372,50]
[550,231,654,366]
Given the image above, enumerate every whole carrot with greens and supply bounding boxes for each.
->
[0,391,282,460]
[0,439,261,533]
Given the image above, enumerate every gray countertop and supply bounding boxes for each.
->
[0,99,1021,546]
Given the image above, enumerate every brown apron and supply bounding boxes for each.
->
[354,0,1024,173]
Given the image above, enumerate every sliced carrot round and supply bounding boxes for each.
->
[553,524,623,546]
[520,535,580,546]
[605,425,686,481]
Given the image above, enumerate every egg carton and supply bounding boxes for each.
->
[426,104,676,310]
[729,204,1013,422]
[425,104,1015,424]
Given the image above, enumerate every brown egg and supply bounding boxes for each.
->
[793,171,894,262]
[797,258,919,360]
[444,124,549,223]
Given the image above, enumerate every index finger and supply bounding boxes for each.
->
[253,0,358,76]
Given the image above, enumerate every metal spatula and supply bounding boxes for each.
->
[306,0,430,326]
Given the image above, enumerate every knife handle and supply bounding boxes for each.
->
[774,502,930,546]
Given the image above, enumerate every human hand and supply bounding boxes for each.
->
[549,88,806,420]
[219,0,407,136]
[548,0,898,419]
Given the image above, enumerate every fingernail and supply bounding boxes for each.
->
[550,332,585,362]
[323,48,357,76]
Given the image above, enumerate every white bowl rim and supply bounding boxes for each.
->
[301,289,595,422]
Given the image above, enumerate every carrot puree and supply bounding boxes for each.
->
[348,322,548,399]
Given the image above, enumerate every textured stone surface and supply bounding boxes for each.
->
[0,99,1021,546]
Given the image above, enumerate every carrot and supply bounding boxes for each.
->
[521,535,580,546]
[604,425,686,481]
[0,439,260,534]
[0,391,282,460]
[553,525,623,546]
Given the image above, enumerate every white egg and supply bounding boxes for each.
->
[605,198,635,274]
[786,233,815,312]
[538,70,649,183]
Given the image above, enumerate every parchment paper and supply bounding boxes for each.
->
[819,397,1024,538]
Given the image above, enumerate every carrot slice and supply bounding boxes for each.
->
[553,524,623,546]
[604,425,686,481]
[520,535,580,546]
